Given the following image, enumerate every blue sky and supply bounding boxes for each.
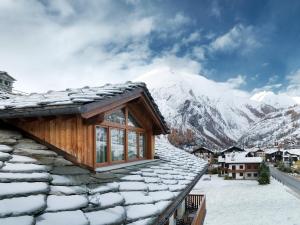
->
[0,0,300,94]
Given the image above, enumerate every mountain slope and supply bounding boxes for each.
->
[239,105,300,147]
[251,91,300,108]
[136,67,276,149]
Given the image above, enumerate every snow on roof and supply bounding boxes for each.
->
[220,146,245,153]
[0,82,168,133]
[219,152,262,164]
[264,148,280,155]
[284,149,300,156]
[0,128,207,225]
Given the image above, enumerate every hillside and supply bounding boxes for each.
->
[136,67,276,149]
[239,105,300,147]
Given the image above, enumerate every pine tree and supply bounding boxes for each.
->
[258,162,270,185]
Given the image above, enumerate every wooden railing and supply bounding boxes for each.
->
[185,194,206,225]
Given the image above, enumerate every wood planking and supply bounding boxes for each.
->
[11,115,95,168]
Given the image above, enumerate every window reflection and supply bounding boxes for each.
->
[95,127,107,163]
[128,131,138,159]
[105,109,125,125]
[139,133,146,158]
[128,113,141,127]
[110,128,125,161]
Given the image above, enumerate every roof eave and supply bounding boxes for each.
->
[154,164,208,225]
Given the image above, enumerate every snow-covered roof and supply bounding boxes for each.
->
[220,146,245,153]
[218,152,262,164]
[284,149,300,156]
[0,82,168,133]
[245,147,263,153]
[0,128,207,225]
[264,148,280,155]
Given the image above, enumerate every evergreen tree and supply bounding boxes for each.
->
[258,162,270,185]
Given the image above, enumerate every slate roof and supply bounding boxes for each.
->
[0,71,16,81]
[0,127,207,225]
[0,82,168,133]
[220,146,245,154]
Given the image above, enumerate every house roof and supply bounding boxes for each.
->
[218,152,262,164]
[264,148,281,155]
[284,149,300,156]
[0,71,16,81]
[0,128,208,225]
[0,82,169,134]
[191,146,214,154]
[220,146,245,153]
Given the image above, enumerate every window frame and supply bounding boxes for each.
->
[95,106,147,167]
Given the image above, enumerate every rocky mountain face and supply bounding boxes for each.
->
[136,68,279,149]
[238,105,300,148]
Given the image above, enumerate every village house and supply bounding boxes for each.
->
[264,148,283,162]
[282,149,300,166]
[191,146,215,163]
[246,147,266,160]
[0,74,208,225]
[218,152,262,180]
[0,71,15,93]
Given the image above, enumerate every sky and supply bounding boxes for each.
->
[1,0,300,95]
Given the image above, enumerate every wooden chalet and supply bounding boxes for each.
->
[0,71,15,92]
[0,80,209,225]
[0,82,169,170]
[192,146,215,163]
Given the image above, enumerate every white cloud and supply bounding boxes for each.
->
[211,0,221,18]
[182,31,201,44]
[169,13,190,27]
[0,1,198,92]
[286,69,300,95]
[209,24,261,54]
[252,83,282,94]
[224,75,246,88]
[192,46,206,60]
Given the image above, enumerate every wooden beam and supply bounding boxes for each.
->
[83,114,104,125]
[80,89,143,119]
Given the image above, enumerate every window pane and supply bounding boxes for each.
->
[110,128,125,161]
[105,109,125,125]
[139,133,146,158]
[128,131,138,159]
[128,113,141,127]
[95,127,107,163]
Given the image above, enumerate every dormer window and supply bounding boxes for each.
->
[95,106,147,166]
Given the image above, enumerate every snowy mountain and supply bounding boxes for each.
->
[136,67,276,149]
[251,91,300,108]
[239,105,300,147]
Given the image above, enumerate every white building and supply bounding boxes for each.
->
[218,152,263,180]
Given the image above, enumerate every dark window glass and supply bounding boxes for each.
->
[128,131,138,159]
[110,128,125,161]
[105,109,125,125]
[240,165,243,169]
[128,113,141,127]
[240,173,243,176]
[95,127,107,163]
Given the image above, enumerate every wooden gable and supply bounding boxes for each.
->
[7,94,164,170]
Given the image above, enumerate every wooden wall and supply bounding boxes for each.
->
[12,115,96,168]
[10,110,156,169]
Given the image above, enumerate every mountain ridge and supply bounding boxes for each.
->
[136,67,289,149]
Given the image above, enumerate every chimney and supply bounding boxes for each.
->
[0,71,16,93]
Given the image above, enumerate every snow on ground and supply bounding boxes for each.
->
[194,175,300,225]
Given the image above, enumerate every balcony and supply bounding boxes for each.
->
[176,193,206,225]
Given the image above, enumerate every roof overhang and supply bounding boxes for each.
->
[0,86,169,135]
